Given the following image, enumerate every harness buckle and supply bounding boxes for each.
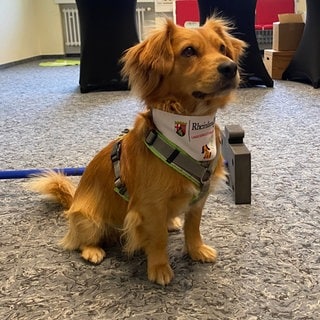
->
[111,141,121,162]
[114,178,127,195]
[145,130,158,146]
[114,177,122,188]
[200,168,212,184]
[118,186,128,196]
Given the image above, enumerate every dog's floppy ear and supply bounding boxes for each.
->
[225,36,247,62]
[121,19,175,100]
[204,18,247,62]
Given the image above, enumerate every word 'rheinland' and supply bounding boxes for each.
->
[191,120,215,131]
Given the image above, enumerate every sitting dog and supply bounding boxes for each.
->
[30,18,246,285]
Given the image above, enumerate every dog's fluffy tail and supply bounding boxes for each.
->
[28,171,76,209]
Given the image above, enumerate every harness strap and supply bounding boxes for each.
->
[111,129,221,203]
[145,129,221,201]
[111,140,129,201]
[145,130,211,186]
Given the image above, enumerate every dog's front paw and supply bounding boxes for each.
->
[188,244,217,263]
[81,246,106,264]
[148,263,174,285]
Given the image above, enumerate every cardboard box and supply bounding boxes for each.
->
[273,14,305,51]
[264,49,295,80]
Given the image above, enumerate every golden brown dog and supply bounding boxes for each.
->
[30,18,246,285]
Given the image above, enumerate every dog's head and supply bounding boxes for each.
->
[121,18,246,116]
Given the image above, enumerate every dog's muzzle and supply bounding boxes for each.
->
[192,61,238,99]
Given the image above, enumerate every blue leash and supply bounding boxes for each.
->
[0,167,85,180]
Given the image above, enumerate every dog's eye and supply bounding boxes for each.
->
[219,44,226,55]
[181,46,197,57]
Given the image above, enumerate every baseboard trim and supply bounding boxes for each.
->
[0,54,80,69]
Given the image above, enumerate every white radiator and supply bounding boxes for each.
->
[62,8,81,47]
[61,7,146,49]
[136,8,146,42]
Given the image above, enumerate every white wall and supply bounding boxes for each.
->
[0,0,64,65]
[34,0,64,56]
[0,0,308,65]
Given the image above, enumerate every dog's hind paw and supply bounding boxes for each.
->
[81,246,106,264]
[167,217,182,232]
[188,244,217,263]
[148,263,174,285]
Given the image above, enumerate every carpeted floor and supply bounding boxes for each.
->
[0,60,319,319]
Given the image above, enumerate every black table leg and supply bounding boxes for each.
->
[76,0,139,93]
[282,0,320,89]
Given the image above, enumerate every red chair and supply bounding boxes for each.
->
[175,0,200,27]
[255,0,294,30]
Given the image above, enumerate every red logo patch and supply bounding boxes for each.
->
[175,121,187,137]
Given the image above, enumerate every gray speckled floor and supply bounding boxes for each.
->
[0,61,319,320]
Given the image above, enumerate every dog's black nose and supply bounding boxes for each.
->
[217,61,237,79]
